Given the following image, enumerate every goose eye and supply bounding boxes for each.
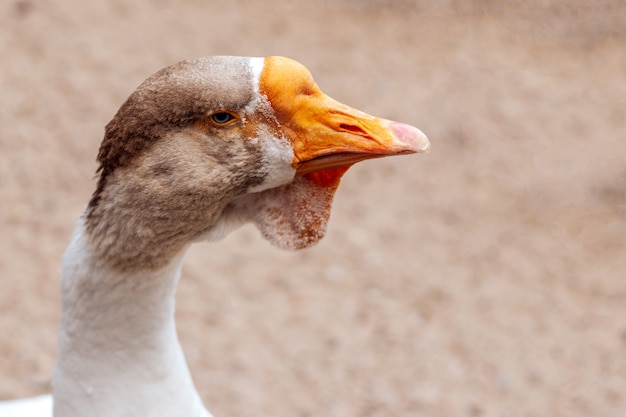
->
[210,111,237,126]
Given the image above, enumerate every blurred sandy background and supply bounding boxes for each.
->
[1,1,625,416]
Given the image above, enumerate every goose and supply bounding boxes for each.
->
[1,56,429,417]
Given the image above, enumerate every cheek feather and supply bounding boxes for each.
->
[242,83,297,193]
[246,122,296,193]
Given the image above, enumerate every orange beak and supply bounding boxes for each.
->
[259,56,430,180]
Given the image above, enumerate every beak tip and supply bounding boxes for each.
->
[390,121,431,153]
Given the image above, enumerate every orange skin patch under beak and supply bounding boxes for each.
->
[304,166,350,188]
[259,56,429,187]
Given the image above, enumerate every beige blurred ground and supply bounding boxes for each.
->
[1,1,625,416]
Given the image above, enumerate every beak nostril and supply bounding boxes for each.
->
[339,123,367,136]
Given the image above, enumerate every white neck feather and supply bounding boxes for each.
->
[52,217,212,417]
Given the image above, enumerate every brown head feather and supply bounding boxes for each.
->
[83,57,275,271]
[87,57,256,219]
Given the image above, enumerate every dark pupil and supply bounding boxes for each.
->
[212,112,234,124]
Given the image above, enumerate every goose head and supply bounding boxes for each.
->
[85,56,429,272]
